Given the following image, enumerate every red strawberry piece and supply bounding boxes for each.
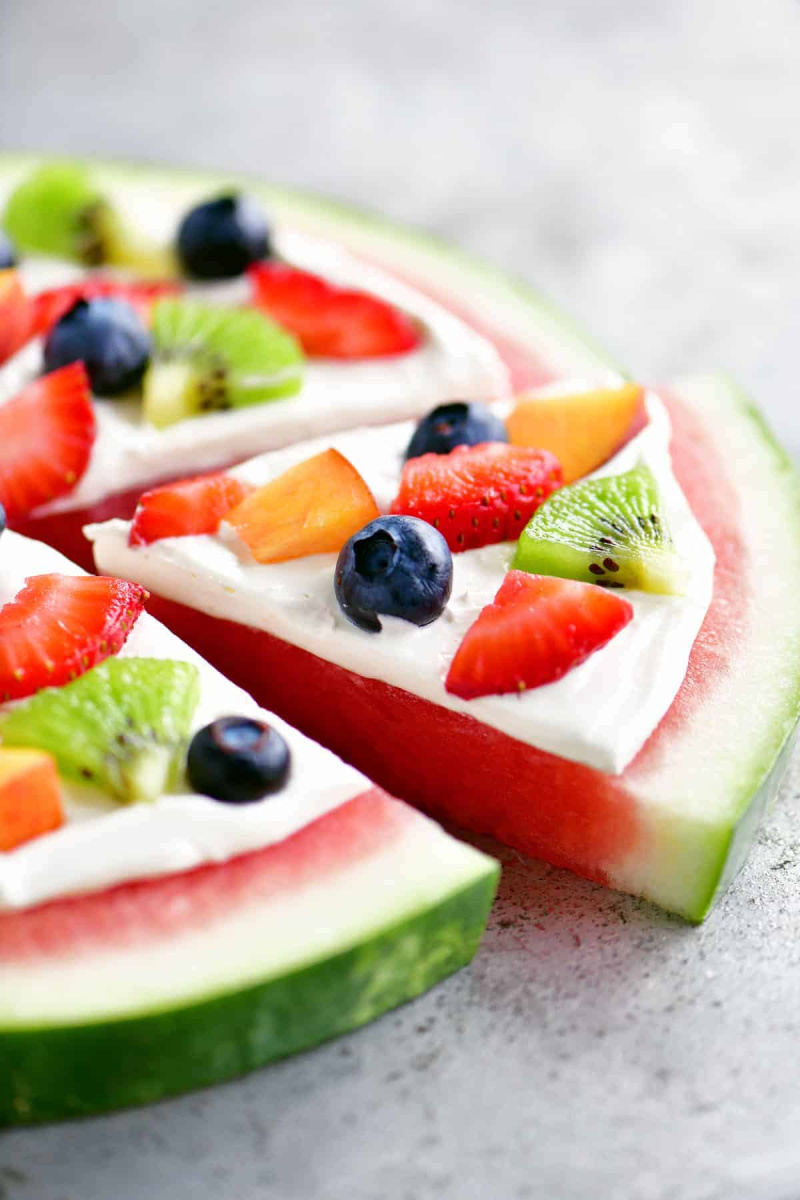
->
[0,574,148,702]
[391,442,562,552]
[248,262,421,358]
[0,270,32,364]
[30,277,182,338]
[445,570,633,700]
[129,472,254,547]
[0,363,96,521]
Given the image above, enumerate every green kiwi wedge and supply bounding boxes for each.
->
[0,658,201,804]
[142,298,304,428]
[513,464,687,595]
[2,161,176,275]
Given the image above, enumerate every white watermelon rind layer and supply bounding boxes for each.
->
[1,800,498,1125]
[609,374,800,920]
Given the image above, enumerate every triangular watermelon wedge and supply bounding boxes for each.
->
[0,533,497,1125]
[95,373,800,923]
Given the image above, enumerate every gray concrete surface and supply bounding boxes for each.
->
[2,2,800,1198]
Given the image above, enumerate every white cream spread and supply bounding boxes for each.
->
[2,228,510,515]
[0,532,370,911]
[89,390,716,779]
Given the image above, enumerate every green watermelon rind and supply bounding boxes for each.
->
[613,372,800,921]
[1,868,497,1125]
[686,375,800,919]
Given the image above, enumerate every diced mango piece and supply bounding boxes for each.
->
[0,747,64,851]
[506,382,643,483]
[226,448,380,564]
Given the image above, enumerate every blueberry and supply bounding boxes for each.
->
[43,297,151,396]
[335,515,452,633]
[177,193,271,280]
[405,400,508,460]
[187,716,291,803]
[0,230,16,269]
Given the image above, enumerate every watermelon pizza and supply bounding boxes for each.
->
[1,156,799,1127]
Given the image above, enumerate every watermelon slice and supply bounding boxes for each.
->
[0,154,620,572]
[0,533,498,1124]
[1,787,496,1124]
[96,372,800,922]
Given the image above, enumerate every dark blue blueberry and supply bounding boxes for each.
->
[0,503,5,538]
[177,193,271,280]
[335,515,452,633]
[405,400,508,460]
[0,230,16,269]
[43,297,151,397]
[187,716,291,803]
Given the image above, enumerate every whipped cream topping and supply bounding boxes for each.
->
[0,532,370,911]
[89,390,716,778]
[1,227,510,515]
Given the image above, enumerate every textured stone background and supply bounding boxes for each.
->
[1,2,800,1198]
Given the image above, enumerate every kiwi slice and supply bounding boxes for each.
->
[143,298,304,428]
[513,464,686,595]
[2,162,175,275]
[0,658,201,804]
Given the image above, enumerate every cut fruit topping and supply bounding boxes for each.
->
[390,442,562,553]
[335,514,453,633]
[187,717,291,803]
[143,299,304,429]
[405,400,508,460]
[0,574,147,702]
[249,262,421,359]
[445,570,633,699]
[2,162,175,275]
[0,747,64,851]
[0,269,32,364]
[0,363,96,520]
[227,448,380,564]
[0,229,16,269]
[44,298,152,397]
[513,463,686,595]
[1,658,201,804]
[30,277,182,338]
[507,382,644,483]
[129,472,254,546]
[178,194,271,280]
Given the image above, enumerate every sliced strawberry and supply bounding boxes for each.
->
[0,575,147,702]
[129,472,254,547]
[30,277,182,338]
[0,363,96,521]
[0,269,32,364]
[391,442,562,552]
[445,570,633,700]
[248,262,421,358]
